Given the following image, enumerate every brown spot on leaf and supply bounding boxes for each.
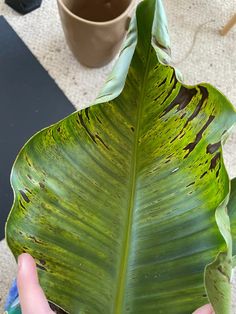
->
[210,152,221,170]
[200,171,208,179]
[157,77,167,88]
[169,71,176,85]
[77,113,97,144]
[207,142,221,154]
[25,156,32,167]
[49,302,67,314]
[170,136,177,143]
[36,263,47,271]
[153,36,171,55]
[185,86,208,123]
[39,182,45,189]
[95,134,109,150]
[154,90,166,102]
[19,200,26,210]
[19,190,30,203]
[171,87,208,143]
[85,108,90,121]
[159,79,178,108]
[222,130,227,136]
[161,86,197,117]
[96,116,102,124]
[29,236,43,244]
[216,163,221,177]
[184,115,215,158]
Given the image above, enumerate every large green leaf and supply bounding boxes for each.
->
[6,0,236,313]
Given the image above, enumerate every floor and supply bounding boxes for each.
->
[0,0,236,312]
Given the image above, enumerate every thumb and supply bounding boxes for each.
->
[17,253,54,314]
[192,304,215,314]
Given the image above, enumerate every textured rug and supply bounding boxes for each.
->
[0,0,236,312]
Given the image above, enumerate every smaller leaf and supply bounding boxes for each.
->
[205,202,232,314]
[228,178,236,257]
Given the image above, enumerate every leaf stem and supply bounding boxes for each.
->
[114,43,153,314]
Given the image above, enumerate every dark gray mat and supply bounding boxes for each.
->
[0,16,75,240]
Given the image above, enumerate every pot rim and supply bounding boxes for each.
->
[57,0,136,26]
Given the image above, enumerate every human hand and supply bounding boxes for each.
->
[17,253,214,314]
[192,304,214,314]
[17,253,54,314]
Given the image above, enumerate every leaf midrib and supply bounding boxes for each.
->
[114,44,153,314]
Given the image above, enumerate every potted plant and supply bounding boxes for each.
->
[5,0,236,313]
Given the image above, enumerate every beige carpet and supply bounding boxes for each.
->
[0,0,236,312]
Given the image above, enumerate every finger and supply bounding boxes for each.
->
[17,253,53,314]
[192,304,215,314]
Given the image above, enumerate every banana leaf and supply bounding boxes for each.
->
[6,0,236,313]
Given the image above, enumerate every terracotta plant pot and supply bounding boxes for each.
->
[57,0,135,68]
